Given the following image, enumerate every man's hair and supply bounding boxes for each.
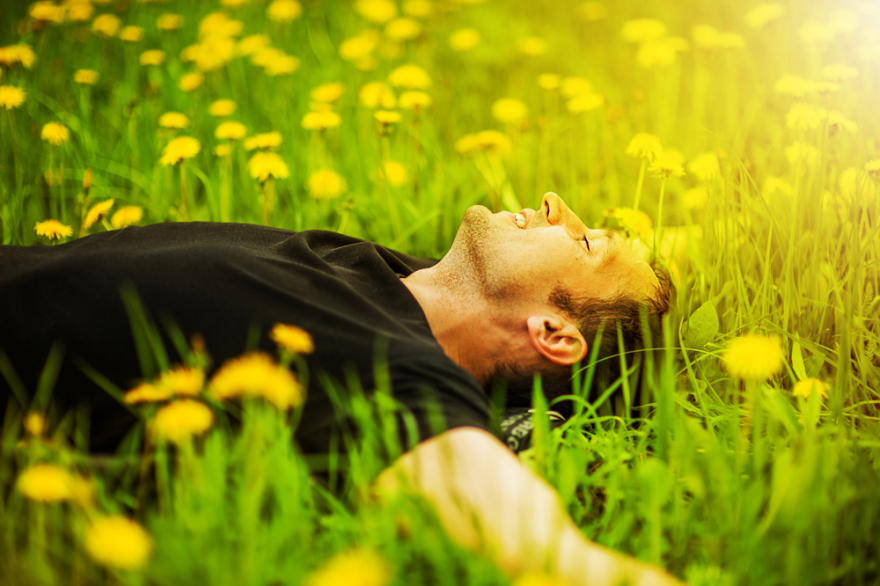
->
[493,259,675,415]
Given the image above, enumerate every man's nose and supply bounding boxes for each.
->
[541,192,586,231]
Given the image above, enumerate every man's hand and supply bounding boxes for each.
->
[375,427,685,586]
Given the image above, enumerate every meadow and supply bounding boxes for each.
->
[1,0,880,584]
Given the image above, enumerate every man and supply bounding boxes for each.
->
[0,192,679,585]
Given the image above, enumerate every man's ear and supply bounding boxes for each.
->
[526,314,588,365]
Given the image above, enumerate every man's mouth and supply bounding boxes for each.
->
[514,213,525,228]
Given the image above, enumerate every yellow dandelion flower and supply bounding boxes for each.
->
[124,382,173,404]
[388,64,431,89]
[209,352,302,410]
[356,56,379,71]
[649,150,686,179]
[214,144,233,157]
[339,30,380,61]
[270,323,315,354]
[302,110,342,130]
[238,34,271,56]
[157,13,184,31]
[17,464,72,502]
[68,475,95,509]
[158,366,205,396]
[41,122,70,146]
[385,17,422,42]
[67,2,95,22]
[222,0,251,6]
[774,74,822,98]
[0,45,37,69]
[398,90,431,111]
[0,85,26,109]
[473,130,511,154]
[511,572,570,586]
[267,0,302,22]
[195,36,236,72]
[91,13,121,38]
[626,133,663,161]
[208,100,236,118]
[355,0,398,24]
[745,3,785,28]
[264,54,301,76]
[215,121,248,140]
[74,69,99,85]
[560,76,592,99]
[306,548,391,586]
[785,103,825,131]
[637,38,680,69]
[682,187,708,210]
[111,206,143,229]
[621,18,667,43]
[311,82,346,103]
[374,110,401,125]
[158,112,189,130]
[24,412,47,436]
[491,98,528,123]
[822,64,858,81]
[30,1,66,23]
[140,49,166,67]
[84,516,153,570]
[566,92,604,114]
[827,110,857,134]
[792,378,828,399]
[402,0,433,18]
[35,219,73,240]
[517,36,547,56]
[455,134,479,156]
[722,334,784,381]
[577,1,607,22]
[248,151,290,182]
[198,12,243,39]
[151,399,213,443]
[244,131,283,151]
[691,25,722,50]
[160,136,200,166]
[687,152,720,181]
[359,82,396,109]
[83,199,115,230]
[864,159,880,177]
[179,72,204,92]
[537,74,561,91]
[785,141,820,168]
[119,25,144,42]
[763,176,793,197]
[307,168,347,199]
[602,207,653,240]
[377,160,409,187]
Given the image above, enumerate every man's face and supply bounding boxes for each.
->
[450,193,660,306]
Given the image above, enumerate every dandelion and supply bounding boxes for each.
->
[198,11,243,38]
[0,85,26,109]
[215,121,248,140]
[474,129,511,154]
[385,17,422,42]
[649,151,685,179]
[637,38,683,69]
[763,176,794,197]
[537,74,561,91]
[111,206,144,229]
[68,475,95,510]
[388,64,431,89]
[140,50,166,67]
[69,2,96,22]
[160,136,200,166]
[214,144,233,157]
[864,160,880,177]
[377,160,409,187]
[158,112,190,130]
[157,13,184,31]
[491,98,528,124]
[687,152,720,181]
[307,168,347,199]
[402,0,433,17]
[74,69,99,85]
[24,412,47,436]
[311,82,346,104]
[30,1,66,23]
[577,2,607,21]
[302,111,342,130]
[359,82,397,109]
[449,28,480,51]
[566,92,604,114]
[84,516,153,570]
[374,110,401,125]
[157,366,205,396]
[785,103,825,131]
[206,101,235,120]
[270,323,315,355]
[238,34,271,56]
[511,572,570,586]
[264,54,301,76]
[822,64,858,81]
[305,548,391,586]
[91,13,121,38]
[244,131,283,151]
[355,0,398,24]
[119,25,144,42]
[682,187,708,210]
[626,133,662,161]
[17,464,72,502]
[399,91,431,111]
[83,199,115,230]
[0,45,37,69]
[179,72,204,92]
[455,134,479,155]
[248,151,290,182]
[517,36,547,56]
[785,141,820,169]
[722,334,784,381]
[210,352,302,410]
[151,399,213,443]
[124,382,173,404]
[621,18,667,43]
[560,77,592,99]
[41,122,70,146]
[792,378,828,399]
[774,74,836,98]
[745,3,785,28]
[35,219,73,240]
[827,111,857,135]
[268,0,302,22]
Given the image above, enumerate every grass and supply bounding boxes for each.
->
[1,0,880,584]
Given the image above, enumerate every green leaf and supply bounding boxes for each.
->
[791,340,807,381]
[684,301,719,350]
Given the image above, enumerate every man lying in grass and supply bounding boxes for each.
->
[0,192,678,586]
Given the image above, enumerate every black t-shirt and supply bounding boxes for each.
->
[0,222,490,456]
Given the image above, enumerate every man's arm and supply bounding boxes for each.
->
[375,427,684,586]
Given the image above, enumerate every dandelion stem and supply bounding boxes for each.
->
[633,159,647,216]
[180,162,188,221]
[654,178,667,256]
[221,154,231,223]
[262,177,275,226]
